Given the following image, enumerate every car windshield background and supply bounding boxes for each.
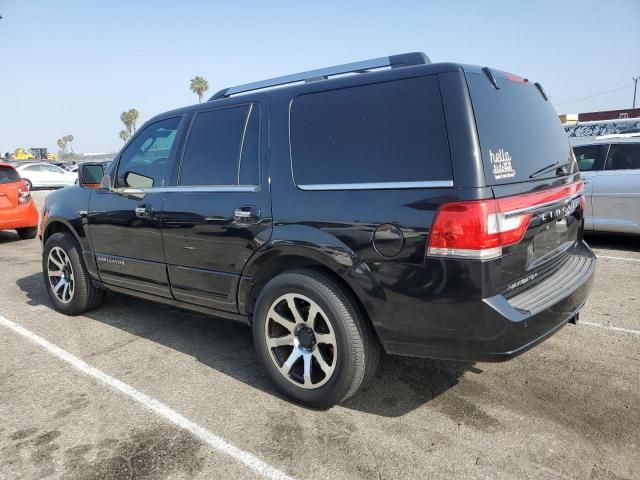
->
[574,145,602,171]
[466,73,571,185]
[179,104,260,186]
[115,117,181,189]
[290,76,452,186]
[605,143,640,171]
[0,166,21,184]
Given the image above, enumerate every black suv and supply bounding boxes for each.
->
[41,52,595,407]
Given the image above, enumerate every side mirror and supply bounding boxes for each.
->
[78,163,105,189]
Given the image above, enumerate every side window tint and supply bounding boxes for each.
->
[573,145,601,171]
[605,144,640,171]
[238,105,260,185]
[180,106,251,186]
[290,76,452,186]
[116,117,181,188]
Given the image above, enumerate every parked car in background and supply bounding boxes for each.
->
[0,162,39,239]
[572,134,640,234]
[40,53,594,407]
[14,162,77,189]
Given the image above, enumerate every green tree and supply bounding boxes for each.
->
[56,138,67,154]
[120,111,133,134]
[189,76,209,103]
[119,130,130,143]
[120,108,140,134]
[128,109,139,133]
[63,134,74,153]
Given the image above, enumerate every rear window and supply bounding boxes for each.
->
[466,72,572,185]
[0,166,20,184]
[290,76,452,187]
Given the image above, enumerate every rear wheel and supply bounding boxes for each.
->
[43,232,104,315]
[253,269,379,407]
[17,227,37,240]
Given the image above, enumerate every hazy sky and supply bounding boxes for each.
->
[1,0,638,154]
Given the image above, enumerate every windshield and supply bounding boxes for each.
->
[466,72,574,185]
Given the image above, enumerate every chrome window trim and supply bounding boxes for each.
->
[115,185,259,195]
[296,180,453,191]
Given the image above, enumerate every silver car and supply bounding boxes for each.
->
[572,135,640,234]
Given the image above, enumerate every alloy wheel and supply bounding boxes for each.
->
[47,246,75,304]
[264,293,337,389]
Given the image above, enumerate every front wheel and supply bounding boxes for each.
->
[43,232,104,315]
[253,269,379,407]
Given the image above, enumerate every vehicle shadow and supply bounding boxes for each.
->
[16,271,477,417]
[585,233,640,253]
[0,230,21,244]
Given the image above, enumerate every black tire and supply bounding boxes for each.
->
[42,232,104,315]
[17,227,37,240]
[24,179,32,190]
[253,269,380,407]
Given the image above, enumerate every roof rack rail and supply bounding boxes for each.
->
[209,52,430,101]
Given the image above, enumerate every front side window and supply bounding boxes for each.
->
[573,145,602,171]
[179,104,260,186]
[116,117,181,188]
[290,76,452,186]
[605,143,640,171]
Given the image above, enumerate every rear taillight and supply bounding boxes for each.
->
[18,184,31,205]
[428,182,584,260]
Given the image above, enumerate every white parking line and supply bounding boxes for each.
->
[596,255,640,263]
[582,321,640,336]
[0,315,296,480]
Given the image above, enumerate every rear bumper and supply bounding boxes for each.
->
[379,242,596,362]
[0,201,39,230]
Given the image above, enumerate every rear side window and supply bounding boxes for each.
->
[466,73,572,185]
[179,104,260,186]
[573,145,602,171]
[290,76,452,187]
[0,166,20,184]
[605,143,640,171]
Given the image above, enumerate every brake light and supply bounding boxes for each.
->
[18,183,31,205]
[428,182,584,260]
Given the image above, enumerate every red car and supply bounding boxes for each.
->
[0,162,39,239]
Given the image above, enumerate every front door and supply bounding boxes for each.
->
[161,102,272,311]
[87,116,183,297]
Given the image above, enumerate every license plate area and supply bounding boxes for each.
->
[531,198,580,263]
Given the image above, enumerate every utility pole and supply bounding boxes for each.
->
[634,76,639,109]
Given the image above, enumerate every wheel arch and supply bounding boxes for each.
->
[239,244,382,343]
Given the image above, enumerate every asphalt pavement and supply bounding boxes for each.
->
[0,190,638,480]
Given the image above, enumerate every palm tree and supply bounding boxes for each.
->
[120,111,133,134]
[120,109,140,134]
[119,130,130,143]
[64,134,74,153]
[56,138,67,154]
[190,76,209,103]
[128,109,139,133]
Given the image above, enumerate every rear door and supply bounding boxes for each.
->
[87,116,183,297]
[572,143,607,230]
[591,143,640,233]
[161,102,271,312]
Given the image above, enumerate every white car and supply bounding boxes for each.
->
[15,162,77,189]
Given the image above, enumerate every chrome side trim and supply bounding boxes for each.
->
[115,185,259,195]
[296,180,453,191]
[503,192,583,217]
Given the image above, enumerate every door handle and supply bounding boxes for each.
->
[135,205,150,217]
[234,206,260,223]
